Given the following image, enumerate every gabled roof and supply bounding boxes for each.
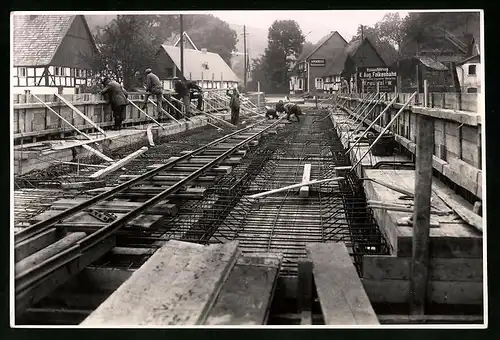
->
[458,54,480,65]
[298,31,347,62]
[321,37,385,77]
[159,45,240,82]
[173,32,199,51]
[12,14,97,67]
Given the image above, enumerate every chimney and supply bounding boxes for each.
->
[201,48,207,54]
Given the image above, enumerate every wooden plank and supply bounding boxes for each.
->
[306,242,379,325]
[297,259,313,325]
[362,279,483,305]
[363,255,483,282]
[81,241,240,326]
[61,181,106,190]
[16,232,87,274]
[81,144,114,163]
[146,126,155,147]
[299,164,311,198]
[89,146,148,179]
[204,253,282,325]
[54,93,108,136]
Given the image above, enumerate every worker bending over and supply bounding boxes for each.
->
[276,100,302,122]
[173,77,192,119]
[142,68,163,115]
[186,80,204,111]
[100,77,128,130]
[227,88,241,125]
[265,105,279,119]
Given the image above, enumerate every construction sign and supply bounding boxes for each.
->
[357,67,397,92]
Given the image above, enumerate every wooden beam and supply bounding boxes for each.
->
[127,99,164,129]
[146,126,155,147]
[297,260,313,325]
[248,177,344,199]
[409,114,435,316]
[54,93,108,137]
[147,98,180,123]
[89,146,148,179]
[299,164,312,198]
[81,144,114,163]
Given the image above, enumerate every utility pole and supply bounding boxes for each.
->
[243,25,247,90]
[180,14,184,78]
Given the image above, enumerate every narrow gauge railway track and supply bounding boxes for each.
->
[14,117,284,316]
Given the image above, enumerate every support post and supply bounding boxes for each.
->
[409,114,435,315]
[257,81,261,112]
[179,14,184,78]
[423,79,428,107]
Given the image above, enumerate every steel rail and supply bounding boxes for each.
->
[15,117,284,301]
[15,118,269,244]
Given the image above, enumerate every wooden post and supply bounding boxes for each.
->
[409,113,435,315]
[423,79,428,107]
[257,81,261,112]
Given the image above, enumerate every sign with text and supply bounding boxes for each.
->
[309,59,326,67]
[357,67,397,92]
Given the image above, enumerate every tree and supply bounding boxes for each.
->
[183,15,238,66]
[301,41,315,57]
[83,15,159,90]
[377,13,406,51]
[257,20,305,93]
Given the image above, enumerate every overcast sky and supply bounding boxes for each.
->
[209,10,409,43]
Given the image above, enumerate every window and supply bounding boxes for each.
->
[17,67,27,77]
[166,67,174,78]
[468,65,476,75]
[202,62,209,70]
[315,78,323,89]
[70,69,75,77]
[298,79,304,90]
[467,87,478,93]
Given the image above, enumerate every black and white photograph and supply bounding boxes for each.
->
[10,10,486,328]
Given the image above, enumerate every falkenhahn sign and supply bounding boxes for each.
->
[357,67,397,92]
[309,59,326,67]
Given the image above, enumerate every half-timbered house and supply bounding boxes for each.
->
[12,14,98,94]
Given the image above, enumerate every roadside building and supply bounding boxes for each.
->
[289,31,348,94]
[455,54,481,93]
[321,37,387,93]
[154,44,240,90]
[395,56,451,93]
[12,14,98,94]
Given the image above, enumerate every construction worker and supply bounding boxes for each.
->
[142,68,163,115]
[264,105,279,119]
[173,77,191,118]
[100,77,128,130]
[186,80,203,112]
[276,100,302,122]
[226,88,240,125]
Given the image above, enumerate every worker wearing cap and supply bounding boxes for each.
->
[99,77,128,130]
[172,77,191,118]
[264,105,279,119]
[276,100,301,122]
[142,68,163,116]
[186,80,204,111]
[226,88,240,125]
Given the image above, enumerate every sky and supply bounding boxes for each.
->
[209,10,409,44]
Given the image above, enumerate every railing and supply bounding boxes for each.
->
[12,89,240,139]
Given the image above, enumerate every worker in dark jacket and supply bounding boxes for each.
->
[100,77,129,130]
[186,80,203,111]
[173,77,191,118]
[226,88,240,125]
[276,100,301,122]
[142,68,163,115]
[265,105,279,119]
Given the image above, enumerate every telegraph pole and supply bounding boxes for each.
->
[180,14,184,78]
[243,25,247,90]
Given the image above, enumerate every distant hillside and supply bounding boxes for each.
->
[229,24,269,61]
[85,15,116,34]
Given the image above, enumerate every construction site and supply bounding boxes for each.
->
[11,12,485,328]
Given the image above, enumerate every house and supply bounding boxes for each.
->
[12,14,98,94]
[321,37,387,93]
[153,44,240,90]
[395,56,451,92]
[289,31,348,94]
[455,54,480,93]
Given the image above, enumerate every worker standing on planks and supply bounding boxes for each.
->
[264,105,279,119]
[226,88,241,125]
[276,100,301,122]
[186,80,204,112]
[172,77,192,119]
[100,77,128,130]
[142,68,163,115]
